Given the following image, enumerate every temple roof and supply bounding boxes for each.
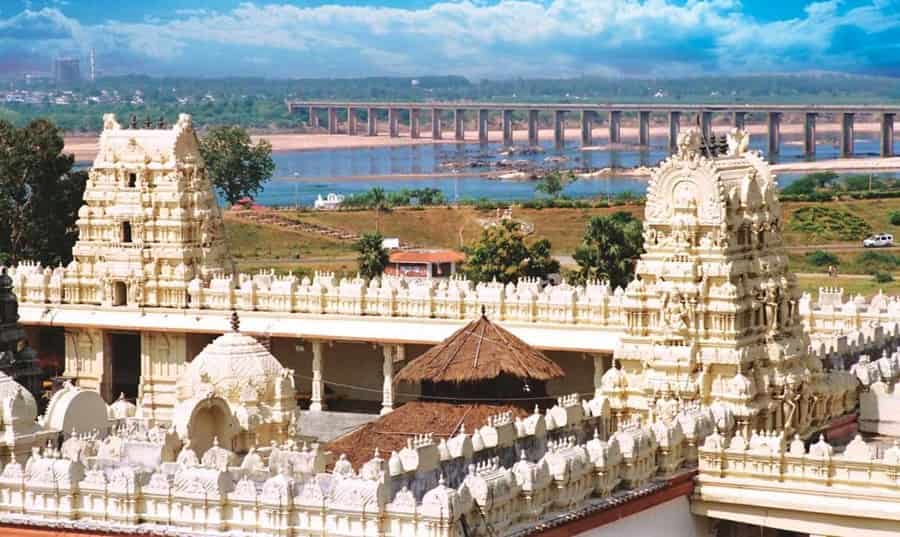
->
[394,314,564,384]
[326,401,528,469]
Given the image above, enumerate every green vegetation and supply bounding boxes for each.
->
[10,72,900,133]
[0,119,86,265]
[343,187,446,209]
[353,232,389,280]
[535,171,576,199]
[855,251,900,274]
[780,171,900,202]
[889,211,900,226]
[463,220,559,284]
[788,206,872,241]
[874,271,895,284]
[571,212,644,288]
[199,126,275,205]
[805,250,840,267]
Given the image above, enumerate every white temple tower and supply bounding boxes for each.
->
[603,130,837,439]
[67,113,229,309]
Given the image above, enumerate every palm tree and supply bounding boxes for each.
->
[354,231,389,280]
[369,187,389,232]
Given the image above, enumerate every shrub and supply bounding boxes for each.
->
[873,271,895,283]
[789,206,872,241]
[890,211,900,226]
[805,250,839,267]
[856,251,900,274]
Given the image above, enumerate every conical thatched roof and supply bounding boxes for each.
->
[395,315,565,384]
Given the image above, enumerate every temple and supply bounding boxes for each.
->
[0,115,897,536]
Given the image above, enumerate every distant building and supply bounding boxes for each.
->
[385,249,464,278]
[53,58,80,84]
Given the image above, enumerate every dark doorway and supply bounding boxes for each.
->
[109,332,141,402]
[113,281,128,306]
[122,221,132,243]
[128,173,137,188]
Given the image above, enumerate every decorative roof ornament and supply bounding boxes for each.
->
[676,129,702,159]
[230,310,240,333]
[727,129,750,156]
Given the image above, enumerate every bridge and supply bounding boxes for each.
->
[286,100,899,157]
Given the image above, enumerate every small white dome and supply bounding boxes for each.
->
[0,371,37,426]
[178,329,285,402]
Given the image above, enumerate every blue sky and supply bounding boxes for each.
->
[2,0,900,78]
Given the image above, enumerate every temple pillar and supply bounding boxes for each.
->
[388,108,399,137]
[381,344,404,415]
[65,327,104,395]
[554,110,566,149]
[608,110,621,144]
[502,109,514,147]
[593,354,606,398]
[347,107,357,135]
[310,341,326,411]
[409,108,420,139]
[804,112,816,156]
[138,332,188,424]
[327,107,337,135]
[881,113,895,157]
[454,109,465,141]
[528,110,539,147]
[732,111,746,130]
[431,109,442,140]
[767,111,781,155]
[841,112,855,157]
[367,108,377,136]
[700,111,712,139]
[478,109,489,145]
[638,111,650,146]
[668,111,681,153]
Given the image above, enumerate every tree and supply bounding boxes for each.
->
[0,119,87,266]
[463,220,560,283]
[368,186,389,232]
[199,125,275,206]
[354,232,389,280]
[572,212,644,288]
[535,170,575,199]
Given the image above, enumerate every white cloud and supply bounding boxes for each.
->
[2,1,900,77]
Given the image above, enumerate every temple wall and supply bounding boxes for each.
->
[578,496,709,537]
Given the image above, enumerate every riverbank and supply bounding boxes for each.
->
[63,120,889,162]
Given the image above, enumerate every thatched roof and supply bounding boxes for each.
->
[394,315,565,384]
[327,401,529,469]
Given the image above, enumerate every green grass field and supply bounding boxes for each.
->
[223,198,900,296]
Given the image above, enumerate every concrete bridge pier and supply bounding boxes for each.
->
[580,111,594,146]
[409,108,420,139]
[668,111,681,153]
[454,109,465,141]
[502,110,514,147]
[478,109,489,145]
[767,111,781,155]
[881,113,895,157]
[388,108,399,137]
[638,111,651,146]
[431,109,442,140]
[841,112,855,157]
[608,110,622,144]
[309,106,319,128]
[367,108,377,136]
[804,112,817,156]
[528,110,539,147]
[700,111,712,139]
[328,108,338,135]
[733,111,746,131]
[554,110,566,149]
[347,107,357,135]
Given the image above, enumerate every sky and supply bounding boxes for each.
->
[2,0,900,79]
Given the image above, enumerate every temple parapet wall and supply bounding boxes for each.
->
[0,392,708,537]
[7,265,628,328]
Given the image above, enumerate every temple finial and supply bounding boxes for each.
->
[230,310,240,332]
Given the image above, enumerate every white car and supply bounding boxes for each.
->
[863,234,894,248]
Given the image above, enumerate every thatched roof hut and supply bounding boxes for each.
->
[395,314,564,403]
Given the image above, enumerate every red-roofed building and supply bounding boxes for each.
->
[385,249,464,278]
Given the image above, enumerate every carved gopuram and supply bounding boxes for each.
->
[605,130,855,440]
[58,114,229,417]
